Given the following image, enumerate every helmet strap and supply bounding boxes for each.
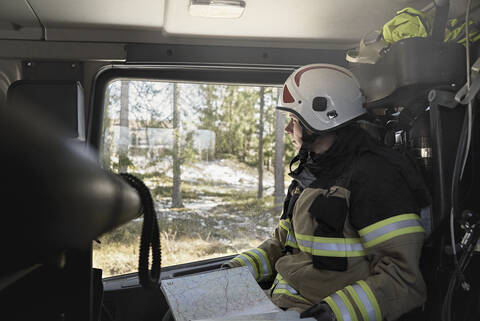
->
[289,125,317,175]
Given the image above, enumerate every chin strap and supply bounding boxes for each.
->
[289,125,319,175]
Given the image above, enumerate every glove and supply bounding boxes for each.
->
[300,302,336,321]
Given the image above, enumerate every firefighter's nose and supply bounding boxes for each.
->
[285,119,293,134]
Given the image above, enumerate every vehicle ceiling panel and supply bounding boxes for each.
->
[0,0,470,48]
[28,0,165,29]
[0,1,43,40]
[164,0,431,45]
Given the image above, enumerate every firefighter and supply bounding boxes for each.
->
[225,64,431,321]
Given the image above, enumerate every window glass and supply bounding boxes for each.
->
[93,80,295,277]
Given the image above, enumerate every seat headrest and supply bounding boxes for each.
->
[7,80,85,141]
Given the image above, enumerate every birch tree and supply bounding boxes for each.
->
[274,110,286,212]
[119,80,130,173]
[257,87,265,199]
[172,82,183,208]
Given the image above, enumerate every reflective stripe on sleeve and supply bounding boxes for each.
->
[324,291,359,321]
[286,232,299,248]
[279,219,291,232]
[350,281,381,321]
[337,291,359,321]
[232,254,259,280]
[295,233,366,257]
[358,214,425,248]
[345,286,370,321]
[245,248,272,281]
[272,274,310,304]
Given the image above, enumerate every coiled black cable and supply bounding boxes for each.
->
[120,173,161,288]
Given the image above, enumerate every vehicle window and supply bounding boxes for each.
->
[93,79,295,277]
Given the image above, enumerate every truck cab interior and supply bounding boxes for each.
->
[1,0,480,320]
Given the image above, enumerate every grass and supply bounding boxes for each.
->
[93,230,262,277]
[93,176,278,277]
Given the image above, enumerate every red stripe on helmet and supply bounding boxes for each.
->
[283,85,295,103]
[294,65,352,87]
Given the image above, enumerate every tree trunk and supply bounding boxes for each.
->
[274,109,286,212]
[257,87,265,199]
[119,80,130,173]
[172,83,183,208]
[101,86,112,169]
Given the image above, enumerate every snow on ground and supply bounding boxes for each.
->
[131,156,275,193]
[131,156,279,241]
[172,159,275,192]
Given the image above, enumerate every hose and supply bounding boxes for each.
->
[120,173,161,288]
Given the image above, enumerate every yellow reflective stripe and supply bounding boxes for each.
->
[232,254,259,280]
[295,233,363,244]
[272,289,311,304]
[244,251,265,279]
[358,214,425,248]
[324,296,345,321]
[295,232,366,257]
[358,214,420,236]
[272,273,310,303]
[357,281,381,321]
[296,243,365,257]
[286,232,299,248]
[458,32,480,43]
[255,248,272,277]
[245,248,272,281]
[364,226,425,248]
[346,286,369,321]
[286,242,299,249]
[279,219,290,232]
[337,291,359,321]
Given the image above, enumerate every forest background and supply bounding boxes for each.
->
[95,80,297,277]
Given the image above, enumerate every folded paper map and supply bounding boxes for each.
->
[161,267,310,321]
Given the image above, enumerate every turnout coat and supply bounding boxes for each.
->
[227,127,428,321]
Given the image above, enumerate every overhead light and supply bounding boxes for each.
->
[189,0,246,19]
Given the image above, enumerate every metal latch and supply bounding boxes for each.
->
[455,57,480,105]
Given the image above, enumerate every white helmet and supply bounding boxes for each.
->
[277,64,366,133]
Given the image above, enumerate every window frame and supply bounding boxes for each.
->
[88,65,297,153]
[90,64,300,283]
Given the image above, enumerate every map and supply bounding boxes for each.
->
[196,310,307,321]
[161,267,282,321]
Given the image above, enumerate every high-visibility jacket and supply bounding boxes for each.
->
[382,7,480,45]
[227,152,427,321]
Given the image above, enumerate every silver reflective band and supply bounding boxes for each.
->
[297,239,365,252]
[331,293,353,321]
[276,283,299,295]
[287,233,298,245]
[351,284,377,321]
[361,219,422,243]
[250,249,270,278]
[236,255,255,277]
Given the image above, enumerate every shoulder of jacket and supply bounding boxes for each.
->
[354,152,398,177]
